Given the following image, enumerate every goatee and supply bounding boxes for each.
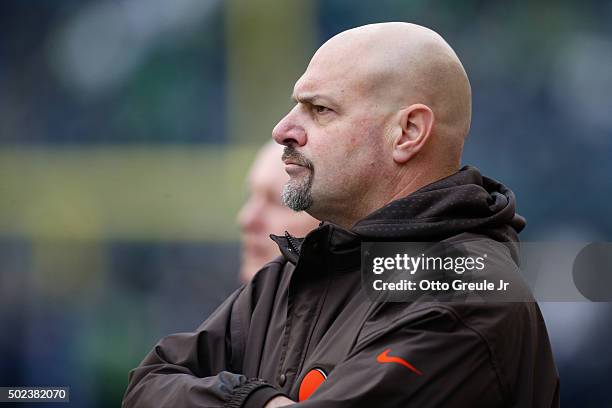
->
[282,173,313,211]
[281,146,315,211]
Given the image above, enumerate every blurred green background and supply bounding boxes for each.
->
[1,0,612,406]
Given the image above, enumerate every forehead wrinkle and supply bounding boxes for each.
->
[294,60,353,96]
[291,89,341,108]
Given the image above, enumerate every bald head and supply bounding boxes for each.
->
[309,22,471,146]
[273,23,473,228]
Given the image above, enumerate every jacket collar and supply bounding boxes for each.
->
[271,165,524,267]
[270,222,361,272]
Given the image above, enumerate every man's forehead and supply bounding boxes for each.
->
[293,68,333,95]
[292,68,364,105]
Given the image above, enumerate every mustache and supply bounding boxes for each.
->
[282,146,314,170]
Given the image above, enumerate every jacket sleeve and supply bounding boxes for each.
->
[295,306,506,407]
[122,286,284,408]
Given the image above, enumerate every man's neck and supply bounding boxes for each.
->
[318,165,460,230]
[386,164,458,204]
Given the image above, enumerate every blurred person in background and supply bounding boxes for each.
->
[237,142,319,283]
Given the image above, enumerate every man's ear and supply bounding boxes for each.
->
[392,104,435,164]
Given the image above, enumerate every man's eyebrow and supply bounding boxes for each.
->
[291,93,337,106]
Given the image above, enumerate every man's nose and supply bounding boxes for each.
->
[272,111,307,147]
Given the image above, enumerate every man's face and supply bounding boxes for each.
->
[272,46,393,223]
[237,145,319,283]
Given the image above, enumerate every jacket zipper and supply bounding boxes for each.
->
[285,231,301,257]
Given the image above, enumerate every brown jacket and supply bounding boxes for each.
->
[123,166,559,408]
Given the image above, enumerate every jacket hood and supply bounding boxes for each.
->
[352,165,525,243]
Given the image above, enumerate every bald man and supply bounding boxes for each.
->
[238,142,319,283]
[123,23,559,408]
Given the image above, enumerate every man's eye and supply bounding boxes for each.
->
[313,105,332,114]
